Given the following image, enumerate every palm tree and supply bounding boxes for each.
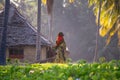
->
[88,0,120,45]
[36,0,41,62]
[47,0,54,41]
[42,0,54,41]
[0,0,10,65]
[93,0,102,62]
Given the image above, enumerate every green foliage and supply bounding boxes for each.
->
[6,58,11,64]
[77,59,87,64]
[99,57,106,63]
[0,60,120,80]
[66,58,72,63]
[88,0,120,45]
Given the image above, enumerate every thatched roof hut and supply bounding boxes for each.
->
[0,4,51,47]
[0,4,53,63]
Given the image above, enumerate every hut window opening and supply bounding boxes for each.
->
[9,48,24,59]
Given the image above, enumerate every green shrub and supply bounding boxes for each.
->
[0,60,120,80]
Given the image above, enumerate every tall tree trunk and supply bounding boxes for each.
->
[48,13,53,41]
[36,0,41,62]
[93,0,102,62]
[0,0,10,65]
[47,0,54,41]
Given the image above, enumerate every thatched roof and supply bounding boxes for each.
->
[0,5,51,47]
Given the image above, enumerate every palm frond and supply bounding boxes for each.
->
[88,0,120,45]
[42,0,47,5]
[106,16,120,45]
[88,0,95,7]
[118,28,120,46]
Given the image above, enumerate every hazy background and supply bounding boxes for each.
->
[51,0,98,61]
[14,0,119,62]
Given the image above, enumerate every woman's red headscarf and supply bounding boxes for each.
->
[56,32,64,46]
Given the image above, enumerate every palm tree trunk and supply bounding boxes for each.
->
[47,0,54,41]
[36,0,41,62]
[48,13,53,42]
[0,0,10,65]
[93,0,102,62]
[118,25,120,56]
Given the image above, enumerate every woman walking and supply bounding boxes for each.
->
[54,32,66,63]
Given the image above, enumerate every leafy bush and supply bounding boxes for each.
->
[0,60,120,80]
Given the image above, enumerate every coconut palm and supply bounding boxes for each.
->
[36,0,41,62]
[0,0,10,65]
[88,0,120,45]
